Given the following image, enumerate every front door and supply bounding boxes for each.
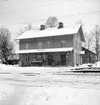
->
[47,54,53,66]
[61,54,66,65]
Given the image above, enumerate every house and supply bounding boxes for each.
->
[82,47,96,64]
[15,23,85,67]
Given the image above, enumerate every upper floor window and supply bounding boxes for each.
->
[46,41,51,48]
[79,42,81,50]
[61,40,66,47]
[38,42,42,49]
[26,43,29,49]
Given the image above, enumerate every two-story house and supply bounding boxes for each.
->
[15,24,85,67]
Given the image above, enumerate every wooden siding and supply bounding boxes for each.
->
[73,32,82,66]
[19,35,73,50]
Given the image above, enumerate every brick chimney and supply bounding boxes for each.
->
[40,25,45,30]
[58,22,64,29]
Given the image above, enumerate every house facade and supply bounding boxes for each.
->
[15,25,85,67]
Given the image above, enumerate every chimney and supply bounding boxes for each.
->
[58,22,63,29]
[40,25,45,30]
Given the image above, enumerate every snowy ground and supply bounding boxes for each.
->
[0,83,100,105]
[0,63,100,105]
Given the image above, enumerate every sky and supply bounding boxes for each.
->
[0,0,100,51]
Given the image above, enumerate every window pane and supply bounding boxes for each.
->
[46,41,51,48]
[26,43,29,49]
[38,42,42,49]
[61,41,66,47]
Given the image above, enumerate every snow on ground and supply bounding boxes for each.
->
[0,84,14,100]
[21,86,100,105]
[0,83,100,105]
[0,61,100,74]
[95,61,100,67]
[80,61,100,68]
[0,64,72,74]
[0,62,100,83]
[0,63,100,105]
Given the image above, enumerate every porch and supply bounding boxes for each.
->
[20,52,73,67]
[18,48,74,67]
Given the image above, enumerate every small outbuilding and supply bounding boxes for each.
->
[82,47,96,64]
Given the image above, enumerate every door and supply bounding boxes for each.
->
[61,54,66,65]
[47,54,53,66]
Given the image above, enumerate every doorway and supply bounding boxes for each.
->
[47,54,53,66]
[61,54,66,65]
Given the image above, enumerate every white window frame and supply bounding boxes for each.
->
[79,42,81,50]
[26,43,29,49]
[46,41,51,48]
[61,40,66,47]
[38,42,42,49]
[76,41,77,48]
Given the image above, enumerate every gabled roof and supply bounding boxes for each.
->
[82,47,96,55]
[15,25,85,41]
[78,26,85,42]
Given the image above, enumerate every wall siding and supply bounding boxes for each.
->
[19,35,73,50]
[73,32,82,66]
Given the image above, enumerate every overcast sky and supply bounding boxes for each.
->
[0,0,100,24]
[0,0,100,29]
[0,0,100,50]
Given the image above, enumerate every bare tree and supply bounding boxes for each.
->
[0,27,13,64]
[84,32,93,50]
[16,23,34,51]
[45,16,58,28]
[75,20,94,62]
[92,25,100,62]
[18,23,33,35]
[83,32,94,62]
[75,20,84,26]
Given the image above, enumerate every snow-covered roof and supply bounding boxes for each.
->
[15,25,84,41]
[82,46,96,54]
[16,47,73,54]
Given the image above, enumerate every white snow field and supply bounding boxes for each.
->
[0,83,100,105]
[0,63,100,105]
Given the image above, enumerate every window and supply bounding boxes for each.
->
[79,42,81,50]
[76,53,77,63]
[76,41,77,48]
[26,43,29,49]
[61,40,66,47]
[46,41,51,48]
[38,42,42,49]
[37,54,41,60]
[76,53,80,65]
[77,41,79,49]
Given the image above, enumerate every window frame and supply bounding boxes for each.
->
[38,42,43,49]
[26,43,29,49]
[46,41,51,48]
[61,40,66,47]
